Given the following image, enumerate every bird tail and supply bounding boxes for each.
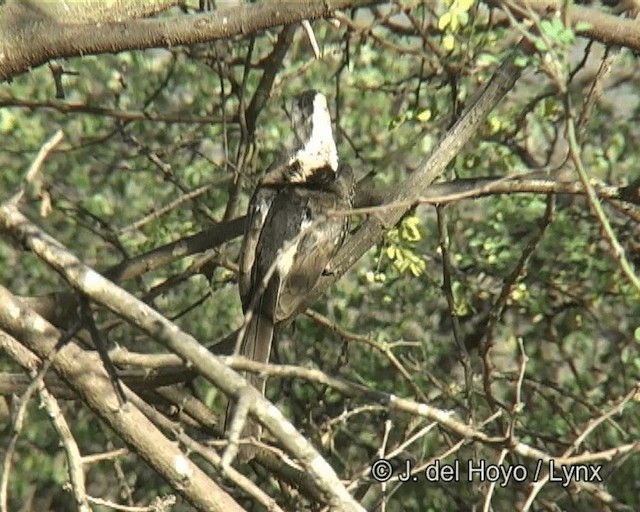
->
[224,312,274,443]
[239,312,275,394]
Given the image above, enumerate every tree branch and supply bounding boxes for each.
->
[0,203,366,512]
[488,0,640,50]
[0,290,242,512]
[0,0,385,81]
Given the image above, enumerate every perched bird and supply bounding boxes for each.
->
[237,90,341,306]
[228,90,354,445]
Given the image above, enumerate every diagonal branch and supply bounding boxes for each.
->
[0,203,365,512]
[310,43,524,305]
[0,290,242,512]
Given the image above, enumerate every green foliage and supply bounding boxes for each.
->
[383,215,427,277]
[438,0,476,51]
[536,16,575,50]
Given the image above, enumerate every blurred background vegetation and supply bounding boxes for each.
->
[0,0,639,510]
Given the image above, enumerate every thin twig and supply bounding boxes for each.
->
[10,129,64,207]
[118,184,213,235]
[302,20,322,58]
[566,116,640,293]
[38,387,90,512]
[437,205,476,420]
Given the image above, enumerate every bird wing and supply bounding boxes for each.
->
[238,185,274,310]
[274,187,347,321]
[278,164,355,316]
[238,151,301,310]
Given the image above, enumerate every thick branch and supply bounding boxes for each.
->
[0,0,383,81]
[0,289,241,512]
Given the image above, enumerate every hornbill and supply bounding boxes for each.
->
[227,90,354,443]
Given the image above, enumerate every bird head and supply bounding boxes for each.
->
[287,90,338,180]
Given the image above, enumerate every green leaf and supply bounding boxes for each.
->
[401,215,422,242]
[534,37,548,52]
[438,12,452,31]
[442,33,455,51]
[416,109,432,123]
[458,0,475,11]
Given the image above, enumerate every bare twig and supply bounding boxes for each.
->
[118,184,213,235]
[437,205,476,419]
[566,116,640,293]
[38,387,90,512]
[302,20,322,58]
[10,129,64,210]
[0,95,225,125]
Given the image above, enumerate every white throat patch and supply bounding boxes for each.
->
[289,93,338,177]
